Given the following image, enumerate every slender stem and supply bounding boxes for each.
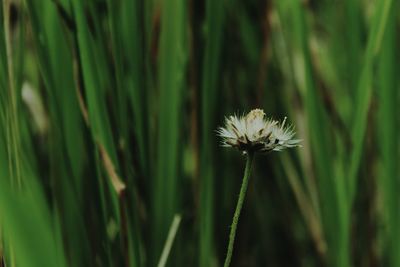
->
[223,152,255,267]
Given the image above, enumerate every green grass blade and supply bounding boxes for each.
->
[70,0,117,162]
[279,0,348,265]
[348,0,394,200]
[70,1,122,233]
[25,2,95,265]
[199,0,225,265]
[0,168,67,267]
[153,0,186,264]
[344,0,362,98]
[377,4,399,266]
[157,214,182,267]
[120,0,149,176]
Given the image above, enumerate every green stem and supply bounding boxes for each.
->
[223,152,255,267]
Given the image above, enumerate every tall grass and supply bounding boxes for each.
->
[0,0,399,266]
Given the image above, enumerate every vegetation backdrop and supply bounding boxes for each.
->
[0,0,398,266]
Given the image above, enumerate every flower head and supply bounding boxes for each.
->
[217,109,301,153]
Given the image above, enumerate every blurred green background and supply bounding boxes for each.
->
[0,0,398,266]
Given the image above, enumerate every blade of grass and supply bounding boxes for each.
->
[281,0,348,265]
[153,0,186,264]
[105,0,127,141]
[157,214,182,267]
[70,0,118,164]
[279,154,326,257]
[377,4,399,266]
[344,0,362,99]
[270,8,323,222]
[3,0,21,187]
[348,0,393,201]
[119,0,150,178]
[70,1,122,239]
[199,0,225,265]
[0,3,6,96]
[0,176,67,267]
[26,2,95,265]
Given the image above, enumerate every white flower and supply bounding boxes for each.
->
[217,109,301,153]
[269,117,301,151]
